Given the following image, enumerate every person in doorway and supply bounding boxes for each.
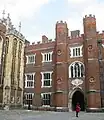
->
[75,103,81,117]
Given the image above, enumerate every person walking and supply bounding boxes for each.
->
[75,103,81,117]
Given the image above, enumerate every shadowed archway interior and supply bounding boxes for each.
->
[72,91,85,111]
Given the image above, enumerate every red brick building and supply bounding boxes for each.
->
[24,14,104,112]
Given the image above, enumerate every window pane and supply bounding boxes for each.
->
[42,94,51,105]
[45,54,46,61]
[44,73,47,79]
[74,65,77,77]
[25,93,33,105]
[27,75,34,80]
[71,66,73,78]
[44,73,50,79]
[44,53,52,62]
[81,65,84,77]
[27,75,31,80]
[44,80,50,86]
[47,54,48,61]
[78,48,80,56]
[76,48,78,56]
[48,73,50,79]
[73,49,75,56]
[49,54,50,61]
[28,56,34,63]
[27,81,33,87]
[77,64,80,77]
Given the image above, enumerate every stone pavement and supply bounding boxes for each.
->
[0,110,104,120]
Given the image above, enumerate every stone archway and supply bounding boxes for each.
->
[72,90,85,111]
[68,88,85,111]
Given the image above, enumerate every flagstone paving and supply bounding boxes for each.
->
[0,110,104,120]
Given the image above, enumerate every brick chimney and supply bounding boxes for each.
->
[42,35,48,43]
[71,30,80,38]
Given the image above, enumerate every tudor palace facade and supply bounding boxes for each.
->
[0,12,25,109]
[24,14,104,112]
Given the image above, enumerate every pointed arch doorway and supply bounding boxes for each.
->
[69,88,85,111]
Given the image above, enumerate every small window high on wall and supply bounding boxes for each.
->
[26,54,36,64]
[41,52,53,63]
[70,46,83,58]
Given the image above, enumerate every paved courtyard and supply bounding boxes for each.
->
[0,110,104,120]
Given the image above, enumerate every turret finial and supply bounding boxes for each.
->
[19,22,21,33]
[7,13,10,18]
[2,10,5,19]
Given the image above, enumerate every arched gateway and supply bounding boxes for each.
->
[69,88,85,111]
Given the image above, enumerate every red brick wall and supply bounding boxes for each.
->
[25,15,104,111]
[83,14,101,108]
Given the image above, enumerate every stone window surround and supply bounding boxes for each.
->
[25,73,35,88]
[41,71,53,88]
[70,45,83,58]
[26,54,36,64]
[24,93,34,105]
[41,92,51,107]
[41,51,53,63]
[69,61,85,78]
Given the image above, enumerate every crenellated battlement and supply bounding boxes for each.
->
[96,30,104,35]
[56,20,67,24]
[30,35,54,46]
[84,14,95,19]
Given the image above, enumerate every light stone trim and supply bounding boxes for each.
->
[41,51,53,63]
[27,47,54,52]
[70,45,83,58]
[26,54,36,64]
[88,58,98,60]
[68,61,85,78]
[25,73,35,88]
[41,71,53,88]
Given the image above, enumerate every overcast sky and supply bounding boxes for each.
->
[0,0,104,43]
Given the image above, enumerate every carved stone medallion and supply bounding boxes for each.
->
[57,50,61,56]
[57,78,62,84]
[71,79,83,87]
[89,77,95,83]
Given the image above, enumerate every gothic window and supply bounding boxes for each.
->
[81,65,84,77]
[17,41,22,87]
[71,66,73,78]
[11,38,17,85]
[13,39,17,57]
[18,41,22,58]
[74,63,80,78]
[0,36,3,84]
[69,62,84,78]
[5,37,9,54]
[74,64,77,77]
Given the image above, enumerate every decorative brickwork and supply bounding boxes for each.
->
[25,14,104,112]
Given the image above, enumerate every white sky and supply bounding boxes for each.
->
[68,0,104,34]
[0,0,104,42]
